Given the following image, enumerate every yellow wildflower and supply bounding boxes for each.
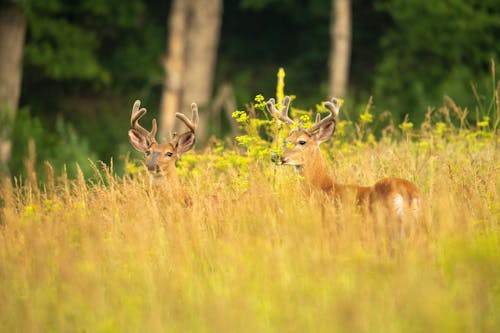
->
[399,122,414,131]
[276,68,285,104]
[477,116,489,128]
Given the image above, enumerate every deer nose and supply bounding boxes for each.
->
[147,164,161,173]
[270,152,285,165]
[146,152,160,172]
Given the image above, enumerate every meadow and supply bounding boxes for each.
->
[1,90,499,332]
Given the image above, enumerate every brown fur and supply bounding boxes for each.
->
[282,129,421,221]
[128,100,198,206]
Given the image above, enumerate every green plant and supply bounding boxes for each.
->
[9,109,97,180]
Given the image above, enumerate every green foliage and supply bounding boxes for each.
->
[15,0,165,179]
[374,0,500,118]
[24,1,107,82]
[22,0,162,90]
[9,108,97,180]
[217,0,330,108]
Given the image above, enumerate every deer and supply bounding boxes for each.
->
[128,100,198,204]
[266,96,421,231]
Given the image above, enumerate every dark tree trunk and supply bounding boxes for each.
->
[0,2,26,174]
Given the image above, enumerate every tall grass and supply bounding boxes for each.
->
[1,118,499,332]
[1,68,500,331]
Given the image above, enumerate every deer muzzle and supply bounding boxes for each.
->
[270,152,278,163]
[146,151,160,172]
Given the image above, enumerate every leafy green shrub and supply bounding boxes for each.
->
[9,108,97,180]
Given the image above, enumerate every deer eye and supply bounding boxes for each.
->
[166,152,173,157]
[298,140,307,145]
[145,150,151,156]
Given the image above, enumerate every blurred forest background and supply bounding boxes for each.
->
[0,0,499,178]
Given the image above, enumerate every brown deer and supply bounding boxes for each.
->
[128,100,198,202]
[266,96,421,226]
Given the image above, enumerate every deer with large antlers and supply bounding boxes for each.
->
[128,100,198,202]
[267,96,421,227]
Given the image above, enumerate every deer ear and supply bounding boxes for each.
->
[175,132,196,154]
[128,129,150,153]
[314,119,335,144]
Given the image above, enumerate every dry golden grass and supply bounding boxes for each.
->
[1,129,499,332]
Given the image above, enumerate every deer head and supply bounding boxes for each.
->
[266,96,340,166]
[128,100,198,180]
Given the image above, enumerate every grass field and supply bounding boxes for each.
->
[1,96,499,332]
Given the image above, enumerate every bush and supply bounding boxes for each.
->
[9,108,97,180]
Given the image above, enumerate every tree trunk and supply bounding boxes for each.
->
[159,0,188,142]
[329,0,351,98]
[159,0,223,141]
[182,0,222,140]
[0,3,26,174]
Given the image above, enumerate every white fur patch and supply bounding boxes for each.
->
[150,174,165,185]
[393,194,404,219]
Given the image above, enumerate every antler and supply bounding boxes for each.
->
[307,98,340,134]
[176,102,199,133]
[323,98,341,117]
[130,100,157,143]
[266,96,295,125]
[265,95,340,134]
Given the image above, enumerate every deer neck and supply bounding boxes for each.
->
[150,163,181,187]
[299,148,334,192]
[150,170,192,206]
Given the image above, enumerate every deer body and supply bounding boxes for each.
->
[267,96,421,222]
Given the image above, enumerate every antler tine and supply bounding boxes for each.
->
[280,96,294,124]
[307,98,341,134]
[131,100,157,142]
[324,98,341,117]
[265,96,295,125]
[265,98,277,116]
[315,113,321,124]
[151,118,157,138]
[175,102,199,133]
[307,112,333,134]
[130,100,145,130]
